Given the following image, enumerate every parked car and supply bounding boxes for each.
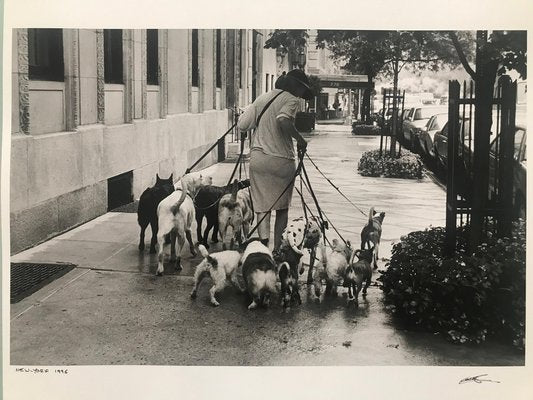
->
[417,113,448,158]
[433,117,468,167]
[403,106,447,147]
[434,118,526,217]
[488,125,527,217]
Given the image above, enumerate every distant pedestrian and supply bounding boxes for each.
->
[238,69,314,251]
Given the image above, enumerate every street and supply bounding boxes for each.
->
[10,124,523,366]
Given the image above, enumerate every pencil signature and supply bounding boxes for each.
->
[459,374,501,385]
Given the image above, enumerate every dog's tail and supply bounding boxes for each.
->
[198,244,209,259]
[368,207,375,223]
[230,179,239,202]
[170,178,188,215]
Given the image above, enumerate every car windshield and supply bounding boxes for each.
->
[414,107,447,120]
[429,113,448,131]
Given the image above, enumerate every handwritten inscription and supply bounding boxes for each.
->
[15,368,68,375]
[459,374,500,385]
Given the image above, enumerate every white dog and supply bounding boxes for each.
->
[218,180,253,250]
[155,173,204,276]
[190,244,243,306]
[314,239,353,298]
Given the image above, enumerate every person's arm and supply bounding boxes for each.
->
[278,116,307,150]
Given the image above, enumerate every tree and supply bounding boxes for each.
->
[264,30,308,69]
[447,30,527,247]
[315,30,473,154]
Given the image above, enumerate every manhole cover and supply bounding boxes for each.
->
[110,200,138,213]
[11,262,76,304]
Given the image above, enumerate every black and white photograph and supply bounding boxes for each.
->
[2,0,532,399]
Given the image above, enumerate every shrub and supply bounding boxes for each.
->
[357,149,423,179]
[378,220,526,349]
[352,124,381,135]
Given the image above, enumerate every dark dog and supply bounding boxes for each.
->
[344,247,374,307]
[360,207,385,269]
[275,246,302,308]
[194,179,250,247]
[137,174,174,253]
[239,239,277,310]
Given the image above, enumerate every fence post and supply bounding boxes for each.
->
[445,80,460,256]
[498,75,516,236]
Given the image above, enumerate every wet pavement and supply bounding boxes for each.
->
[10,124,524,366]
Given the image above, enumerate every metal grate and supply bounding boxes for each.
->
[11,262,76,304]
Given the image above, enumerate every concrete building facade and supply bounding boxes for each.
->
[10,28,276,254]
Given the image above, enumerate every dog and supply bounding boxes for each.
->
[274,216,321,308]
[360,207,385,269]
[194,179,250,248]
[137,174,174,254]
[314,239,353,298]
[155,173,204,276]
[218,180,254,250]
[239,239,277,310]
[190,244,243,306]
[344,247,374,307]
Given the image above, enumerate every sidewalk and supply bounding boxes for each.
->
[10,123,523,366]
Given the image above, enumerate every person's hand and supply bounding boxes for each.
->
[297,139,307,156]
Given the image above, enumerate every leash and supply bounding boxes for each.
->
[300,178,348,246]
[305,153,367,218]
[294,185,333,248]
[185,122,237,175]
[300,162,328,244]
[246,151,305,240]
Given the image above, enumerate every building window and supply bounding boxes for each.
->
[147,29,158,85]
[104,29,123,84]
[265,73,269,92]
[271,75,274,91]
[28,28,64,82]
[216,29,222,89]
[238,29,243,89]
[191,29,199,87]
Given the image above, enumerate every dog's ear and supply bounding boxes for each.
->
[169,173,173,181]
[156,173,161,182]
[206,256,218,268]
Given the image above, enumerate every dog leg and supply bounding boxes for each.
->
[169,230,177,262]
[248,300,258,310]
[186,229,197,256]
[307,247,316,283]
[362,277,371,296]
[211,218,219,243]
[174,234,185,271]
[149,219,158,254]
[156,233,166,276]
[202,220,213,247]
[196,213,204,245]
[354,283,361,308]
[190,266,209,299]
[374,242,380,269]
[209,285,220,307]
[139,223,147,251]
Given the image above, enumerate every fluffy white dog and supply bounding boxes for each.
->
[218,180,253,250]
[190,244,243,306]
[314,239,353,298]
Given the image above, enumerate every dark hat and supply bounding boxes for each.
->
[285,69,314,100]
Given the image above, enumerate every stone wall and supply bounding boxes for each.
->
[10,28,239,254]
